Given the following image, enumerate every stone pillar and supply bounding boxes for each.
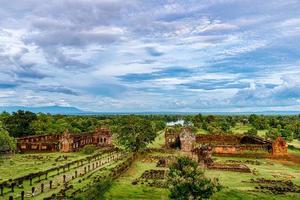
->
[75,171,78,178]
[21,191,25,200]
[63,175,66,183]
[11,183,15,192]
[41,183,44,193]
[31,187,35,195]
[49,181,53,189]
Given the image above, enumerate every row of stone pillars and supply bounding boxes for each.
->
[3,153,122,199]
[7,180,53,200]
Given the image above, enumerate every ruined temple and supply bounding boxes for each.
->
[165,127,181,149]
[179,127,196,152]
[271,137,288,156]
[17,127,113,153]
[165,127,288,156]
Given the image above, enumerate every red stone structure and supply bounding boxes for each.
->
[164,128,180,149]
[165,127,287,156]
[271,137,288,156]
[17,127,113,153]
[179,127,196,152]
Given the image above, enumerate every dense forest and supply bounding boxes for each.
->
[1,110,300,153]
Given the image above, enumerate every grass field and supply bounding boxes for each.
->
[105,151,300,200]
[104,158,169,200]
[0,152,87,181]
[0,150,124,200]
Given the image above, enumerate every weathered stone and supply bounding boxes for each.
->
[272,137,288,156]
[17,126,113,153]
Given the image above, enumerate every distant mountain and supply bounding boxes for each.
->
[0,106,300,115]
[0,106,87,115]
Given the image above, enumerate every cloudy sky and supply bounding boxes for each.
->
[0,0,300,112]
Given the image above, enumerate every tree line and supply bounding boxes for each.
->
[1,110,300,154]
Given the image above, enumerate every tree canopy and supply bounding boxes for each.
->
[167,156,221,200]
[0,123,16,153]
[112,115,157,152]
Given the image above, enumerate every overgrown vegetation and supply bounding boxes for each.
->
[81,144,97,155]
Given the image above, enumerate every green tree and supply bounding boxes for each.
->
[246,128,258,136]
[167,157,221,200]
[3,110,37,137]
[192,114,203,128]
[265,128,280,140]
[0,123,16,153]
[112,115,157,152]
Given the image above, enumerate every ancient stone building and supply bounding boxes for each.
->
[17,127,113,153]
[165,127,288,156]
[164,128,180,149]
[271,137,288,156]
[179,127,195,152]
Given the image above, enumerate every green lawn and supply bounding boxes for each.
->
[104,158,169,200]
[148,131,165,149]
[0,152,87,181]
[230,123,252,134]
[0,150,122,200]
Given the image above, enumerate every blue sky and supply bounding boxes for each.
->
[0,0,300,112]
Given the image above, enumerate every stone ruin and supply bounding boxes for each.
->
[156,159,167,167]
[164,127,288,156]
[271,137,288,156]
[164,128,181,149]
[249,178,300,195]
[132,169,168,188]
[193,145,251,173]
[180,127,196,152]
[17,127,113,153]
[192,145,213,166]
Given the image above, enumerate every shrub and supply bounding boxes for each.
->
[246,128,258,136]
[81,145,96,155]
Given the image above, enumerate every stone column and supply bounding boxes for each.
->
[21,191,25,200]
[11,183,15,192]
[31,187,35,195]
[41,183,44,193]
[49,181,53,189]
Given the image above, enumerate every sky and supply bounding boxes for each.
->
[0,0,300,112]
